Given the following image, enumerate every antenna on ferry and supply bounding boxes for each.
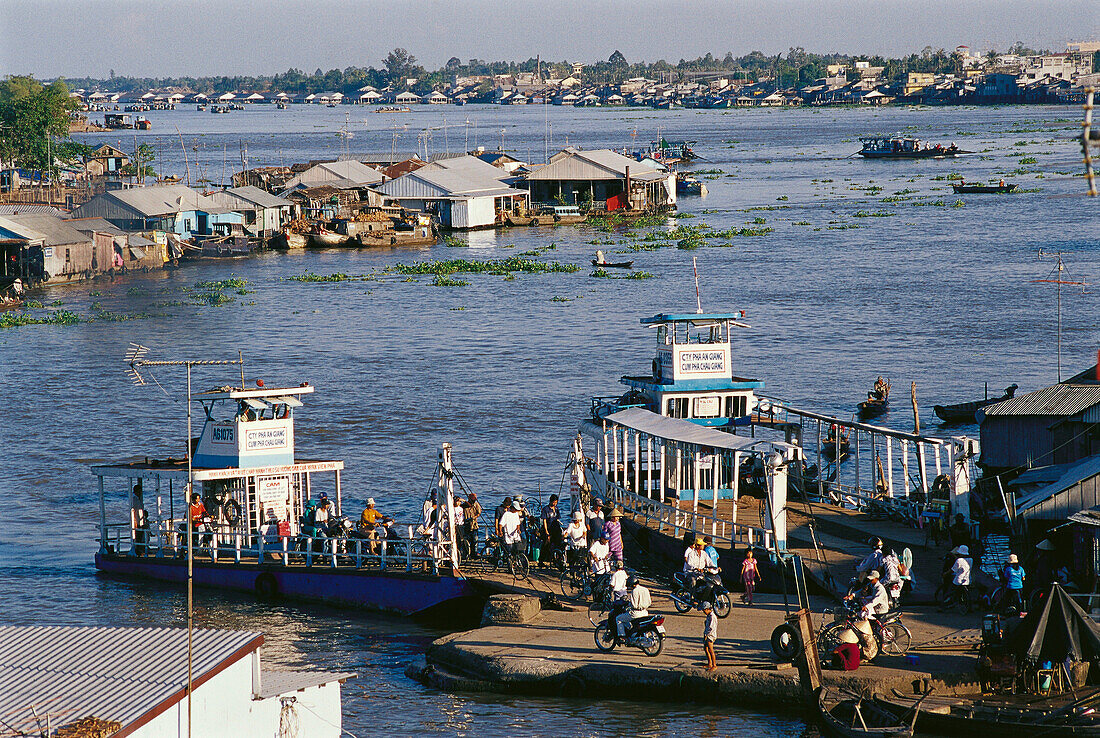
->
[693,257,702,314]
[122,343,244,738]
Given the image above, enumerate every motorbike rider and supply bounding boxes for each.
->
[881,548,903,607]
[856,537,886,582]
[617,576,652,639]
[849,569,890,621]
[683,537,718,604]
[951,544,972,600]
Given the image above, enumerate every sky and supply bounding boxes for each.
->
[1,0,1098,79]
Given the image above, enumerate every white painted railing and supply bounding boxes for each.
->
[99,521,446,573]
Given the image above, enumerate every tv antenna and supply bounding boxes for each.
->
[693,257,702,313]
[1032,251,1089,382]
[124,343,244,738]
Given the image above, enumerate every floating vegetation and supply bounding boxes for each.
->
[1018,156,1038,164]
[776,195,789,201]
[714,227,774,237]
[390,257,579,277]
[442,235,469,248]
[0,309,82,328]
[741,205,789,211]
[287,272,355,282]
[750,217,767,225]
[626,271,655,279]
[951,199,965,208]
[673,212,695,219]
[550,296,573,302]
[590,268,611,278]
[793,221,812,226]
[432,274,469,287]
[853,210,894,218]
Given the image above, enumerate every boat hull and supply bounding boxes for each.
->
[95,552,479,617]
[858,150,963,159]
[951,184,1017,193]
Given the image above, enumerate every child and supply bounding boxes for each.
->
[741,549,760,605]
[702,601,717,671]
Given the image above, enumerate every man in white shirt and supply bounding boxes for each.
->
[498,500,524,557]
[617,576,652,638]
[952,544,972,588]
[609,560,628,600]
[590,531,611,576]
[856,570,890,620]
[683,537,716,601]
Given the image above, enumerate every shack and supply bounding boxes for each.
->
[282,160,384,191]
[70,184,244,238]
[523,147,676,210]
[0,625,353,738]
[374,154,529,229]
[206,185,292,237]
[0,213,107,283]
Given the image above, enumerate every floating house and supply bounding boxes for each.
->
[524,147,676,210]
[71,184,245,238]
[0,625,352,738]
[281,160,384,191]
[206,185,292,237]
[0,213,104,283]
[84,144,130,178]
[374,154,529,229]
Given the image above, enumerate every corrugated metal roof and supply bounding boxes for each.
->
[227,185,291,209]
[376,156,523,199]
[982,384,1100,417]
[526,147,661,181]
[4,214,91,246]
[284,160,382,190]
[0,204,68,217]
[66,216,126,235]
[0,215,47,243]
[1016,455,1100,514]
[0,626,259,734]
[605,407,793,453]
[257,669,355,699]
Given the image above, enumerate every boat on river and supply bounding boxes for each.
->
[934,383,1018,424]
[592,250,634,269]
[951,181,1017,194]
[857,376,890,420]
[816,687,917,738]
[676,173,708,196]
[92,380,477,616]
[857,137,968,159]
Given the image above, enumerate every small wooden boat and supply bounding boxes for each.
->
[857,136,970,159]
[306,230,348,248]
[676,174,708,196]
[822,426,850,462]
[934,383,1018,423]
[857,377,890,420]
[592,250,634,269]
[816,687,917,738]
[951,182,1018,194]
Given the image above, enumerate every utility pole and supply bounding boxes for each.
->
[1033,251,1089,382]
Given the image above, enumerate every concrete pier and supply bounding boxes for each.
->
[409,587,983,709]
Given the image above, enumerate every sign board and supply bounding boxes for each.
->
[43,246,54,258]
[694,396,720,417]
[210,423,235,446]
[678,348,728,376]
[258,476,290,523]
[245,426,288,451]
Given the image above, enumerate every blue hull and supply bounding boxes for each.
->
[95,553,480,616]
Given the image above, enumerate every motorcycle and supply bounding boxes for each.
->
[670,571,732,618]
[593,613,666,657]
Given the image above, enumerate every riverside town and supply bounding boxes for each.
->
[2,6,1100,737]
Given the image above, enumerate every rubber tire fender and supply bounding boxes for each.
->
[771,622,802,662]
[531,217,540,226]
[254,572,280,601]
[223,499,242,527]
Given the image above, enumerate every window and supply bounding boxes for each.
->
[694,396,720,418]
[666,397,689,418]
[65,248,70,263]
[725,396,747,418]
[184,219,192,232]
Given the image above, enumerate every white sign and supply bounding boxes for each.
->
[694,396,720,417]
[245,427,288,451]
[258,476,290,505]
[678,349,727,375]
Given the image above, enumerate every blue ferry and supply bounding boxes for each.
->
[92,383,477,617]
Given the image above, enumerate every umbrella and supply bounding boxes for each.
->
[1013,583,1100,664]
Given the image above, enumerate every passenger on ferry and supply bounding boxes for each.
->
[494,496,513,529]
[358,498,382,552]
[497,499,524,558]
[452,495,465,537]
[541,494,563,565]
[184,492,213,549]
[422,491,437,531]
[564,511,588,569]
[603,507,624,564]
[463,493,481,558]
[586,498,605,544]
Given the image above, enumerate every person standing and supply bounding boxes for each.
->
[590,531,612,578]
[702,601,718,671]
[586,498,605,545]
[1002,553,1026,612]
[564,511,588,570]
[604,507,624,565]
[464,493,481,558]
[542,494,563,565]
[740,550,760,605]
[498,500,524,561]
[950,544,972,603]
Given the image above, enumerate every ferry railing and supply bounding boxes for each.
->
[604,479,772,551]
[105,520,449,573]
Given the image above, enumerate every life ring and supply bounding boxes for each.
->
[531,217,541,226]
[254,572,279,600]
[771,623,802,662]
[223,499,242,526]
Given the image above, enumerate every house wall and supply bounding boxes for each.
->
[980,416,1056,469]
[132,656,342,738]
[1020,473,1100,522]
[42,239,96,283]
[451,197,496,229]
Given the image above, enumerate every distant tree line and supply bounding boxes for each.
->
[59,42,1055,98]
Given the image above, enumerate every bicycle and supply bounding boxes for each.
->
[479,535,530,580]
[816,600,912,658]
[940,583,971,614]
[559,549,592,599]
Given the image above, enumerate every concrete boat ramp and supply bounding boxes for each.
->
[410,575,982,710]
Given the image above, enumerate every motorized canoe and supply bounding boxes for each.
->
[934,383,1018,424]
[951,183,1018,194]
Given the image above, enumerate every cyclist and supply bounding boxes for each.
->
[590,530,613,584]
[564,511,588,570]
[851,569,890,621]
[498,499,524,562]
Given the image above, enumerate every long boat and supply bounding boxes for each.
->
[817,687,916,738]
[857,137,969,159]
[93,381,478,617]
[934,383,1018,423]
[951,182,1018,194]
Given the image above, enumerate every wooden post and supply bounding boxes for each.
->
[612,426,619,486]
[98,476,107,551]
[886,438,894,497]
[634,430,641,494]
[911,381,920,436]
[792,608,822,697]
[646,436,654,500]
[711,452,719,536]
[816,420,823,500]
[900,439,910,498]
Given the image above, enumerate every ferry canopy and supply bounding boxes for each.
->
[642,313,749,327]
[192,385,315,401]
[604,407,793,454]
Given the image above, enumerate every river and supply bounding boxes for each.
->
[0,102,1094,735]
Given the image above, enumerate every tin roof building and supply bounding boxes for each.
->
[0,625,353,738]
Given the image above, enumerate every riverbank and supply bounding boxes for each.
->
[409,592,983,708]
